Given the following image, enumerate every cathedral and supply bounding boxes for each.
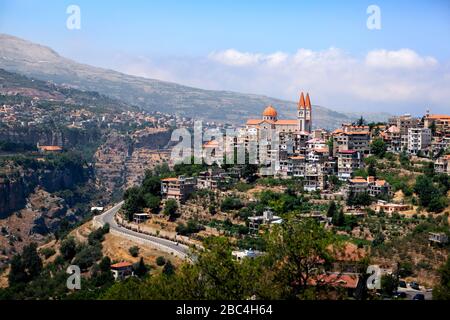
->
[245,92,313,134]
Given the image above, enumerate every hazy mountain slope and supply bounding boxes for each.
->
[0,33,388,128]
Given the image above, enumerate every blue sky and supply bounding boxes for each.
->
[0,0,449,114]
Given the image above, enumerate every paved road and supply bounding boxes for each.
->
[93,202,191,260]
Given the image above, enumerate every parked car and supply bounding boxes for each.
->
[398,280,407,288]
[394,291,407,299]
[410,282,420,290]
[413,293,425,300]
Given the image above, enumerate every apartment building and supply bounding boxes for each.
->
[435,155,450,174]
[160,176,197,203]
[346,176,392,198]
[332,125,370,156]
[337,150,363,180]
[407,128,431,155]
[424,114,450,136]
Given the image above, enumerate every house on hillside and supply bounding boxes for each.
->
[110,262,134,280]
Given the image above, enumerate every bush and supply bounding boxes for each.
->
[88,226,109,245]
[220,197,243,212]
[176,219,205,236]
[156,256,166,266]
[129,246,140,257]
[133,257,148,278]
[162,260,175,276]
[73,244,102,271]
[163,199,178,219]
[60,237,77,261]
[39,247,56,259]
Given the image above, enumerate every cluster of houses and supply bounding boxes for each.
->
[156,93,448,213]
[234,93,449,187]
[160,168,242,203]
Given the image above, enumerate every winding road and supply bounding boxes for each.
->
[93,202,191,260]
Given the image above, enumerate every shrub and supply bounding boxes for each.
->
[73,244,102,271]
[60,237,77,261]
[162,260,175,276]
[163,199,178,219]
[129,246,140,257]
[156,256,166,266]
[220,197,243,212]
[176,219,205,236]
[39,247,56,259]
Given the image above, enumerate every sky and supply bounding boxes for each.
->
[0,0,450,115]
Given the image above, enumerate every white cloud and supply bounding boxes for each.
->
[208,49,262,66]
[365,49,438,69]
[111,48,450,115]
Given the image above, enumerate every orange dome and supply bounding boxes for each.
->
[263,105,278,118]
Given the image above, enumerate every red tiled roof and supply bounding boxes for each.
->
[289,155,305,160]
[203,140,220,148]
[426,114,450,120]
[308,273,360,289]
[246,119,263,125]
[275,120,298,125]
[375,179,387,186]
[39,146,63,151]
[111,262,133,269]
[349,178,367,183]
[338,150,357,154]
[161,177,178,182]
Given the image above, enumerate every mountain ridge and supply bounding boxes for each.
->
[0,33,390,128]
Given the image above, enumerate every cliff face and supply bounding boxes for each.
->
[94,128,172,199]
[0,162,87,219]
[132,128,172,149]
[0,126,101,149]
[0,177,28,219]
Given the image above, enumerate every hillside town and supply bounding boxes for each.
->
[96,92,449,301]
[1,77,449,301]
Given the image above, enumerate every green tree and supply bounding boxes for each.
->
[129,246,140,257]
[8,255,28,285]
[327,201,337,218]
[141,172,162,195]
[156,256,166,266]
[381,274,398,296]
[123,187,145,220]
[8,243,43,286]
[356,116,366,126]
[134,257,149,278]
[163,199,179,219]
[143,193,161,213]
[264,218,337,299]
[428,196,448,213]
[333,208,345,226]
[414,175,440,208]
[21,243,43,279]
[367,162,377,177]
[433,256,450,300]
[162,260,175,276]
[370,138,387,158]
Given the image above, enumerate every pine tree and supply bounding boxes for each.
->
[327,201,337,218]
[333,208,345,226]
[134,257,148,278]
